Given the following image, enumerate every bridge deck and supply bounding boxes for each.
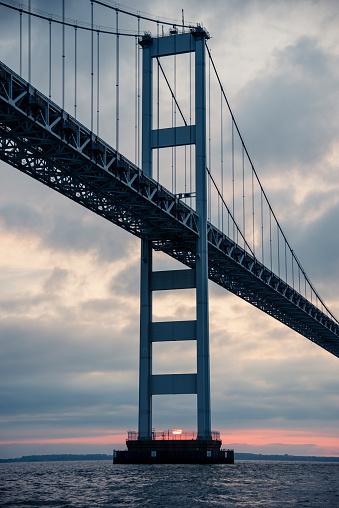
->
[0,61,338,358]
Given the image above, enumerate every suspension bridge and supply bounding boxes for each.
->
[0,0,338,463]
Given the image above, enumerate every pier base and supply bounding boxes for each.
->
[113,438,234,464]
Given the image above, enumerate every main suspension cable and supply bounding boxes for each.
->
[156,58,187,126]
[0,0,140,36]
[206,41,337,321]
[92,0,196,28]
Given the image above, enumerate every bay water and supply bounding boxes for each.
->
[1,459,339,507]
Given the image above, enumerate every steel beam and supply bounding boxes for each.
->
[151,320,197,342]
[151,374,197,395]
[151,269,196,291]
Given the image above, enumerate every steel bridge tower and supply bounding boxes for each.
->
[138,26,211,441]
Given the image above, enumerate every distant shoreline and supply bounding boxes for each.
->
[1,453,339,463]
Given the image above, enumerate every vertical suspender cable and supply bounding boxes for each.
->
[62,0,65,110]
[157,23,160,182]
[242,145,245,251]
[232,120,235,241]
[184,44,187,195]
[171,90,174,192]
[184,37,187,197]
[285,240,287,283]
[189,36,192,207]
[298,264,301,293]
[28,0,31,83]
[208,55,211,222]
[74,24,77,118]
[228,183,230,237]
[171,47,174,193]
[277,224,280,278]
[174,35,177,194]
[269,210,272,271]
[97,30,100,136]
[184,135,187,194]
[137,16,140,167]
[48,19,52,99]
[90,2,94,133]
[116,10,119,153]
[252,166,255,256]
[208,172,211,222]
[220,90,223,231]
[135,35,138,165]
[261,190,264,265]
[19,9,22,76]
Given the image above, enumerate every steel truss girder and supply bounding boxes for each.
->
[0,61,338,359]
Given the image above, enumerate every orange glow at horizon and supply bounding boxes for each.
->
[220,428,339,456]
[1,427,338,456]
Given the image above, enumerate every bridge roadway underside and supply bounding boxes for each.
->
[0,61,338,359]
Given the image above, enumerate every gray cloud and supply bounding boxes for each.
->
[289,201,339,300]
[108,259,140,297]
[43,267,70,293]
[0,315,139,425]
[236,37,339,170]
[0,191,135,262]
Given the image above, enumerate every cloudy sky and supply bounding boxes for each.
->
[1,0,339,459]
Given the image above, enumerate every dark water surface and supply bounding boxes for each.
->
[1,460,339,507]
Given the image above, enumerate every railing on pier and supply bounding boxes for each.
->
[127,430,221,441]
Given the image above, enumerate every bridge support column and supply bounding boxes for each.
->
[138,33,153,440]
[194,30,211,440]
[138,239,152,439]
[138,27,211,441]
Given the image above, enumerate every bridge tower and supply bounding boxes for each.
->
[115,26,234,464]
[139,27,211,441]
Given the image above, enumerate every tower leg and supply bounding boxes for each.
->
[195,31,211,440]
[138,239,152,439]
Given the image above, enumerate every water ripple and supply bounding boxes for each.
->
[1,460,338,507]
